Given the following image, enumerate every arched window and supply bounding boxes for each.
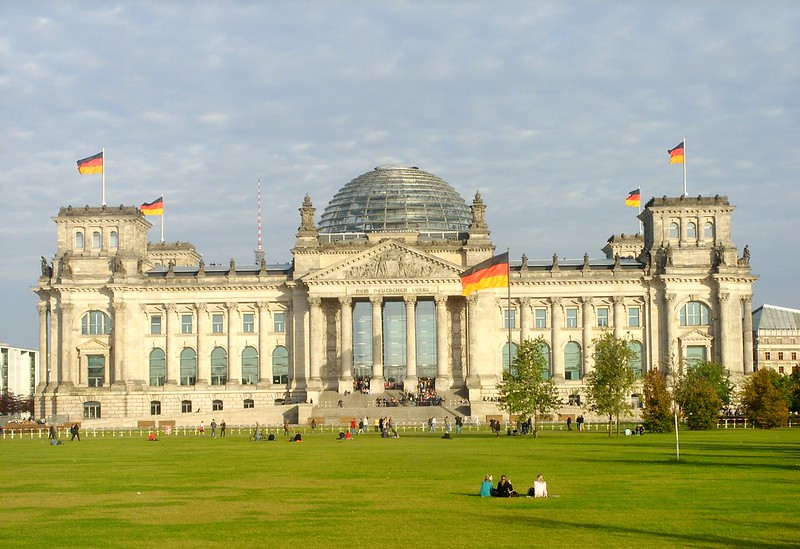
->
[686,222,697,239]
[109,230,119,248]
[75,231,85,250]
[83,401,101,419]
[81,311,111,335]
[179,348,197,386]
[564,341,582,380]
[272,346,289,384]
[502,342,519,375]
[540,341,552,379]
[679,301,710,326]
[627,341,643,379]
[212,399,223,411]
[92,231,102,249]
[241,346,258,385]
[669,222,680,238]
[210,347,228,385]
[704,221,714,239]
[149,348,166,386]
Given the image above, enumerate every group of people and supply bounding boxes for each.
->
[479,473,548,498]
[197,419,226,437]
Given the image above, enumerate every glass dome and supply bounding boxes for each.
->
[318,165,472,236]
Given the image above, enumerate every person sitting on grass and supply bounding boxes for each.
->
[496,475,518,497]
[479,474,496,497]
[527,474,548,498]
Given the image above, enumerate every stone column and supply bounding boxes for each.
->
[165,304,177,385]
[59,303,74,386]
[37,302,49,389]
[308,297,323,388]
[717,292,729,366]
[741,295,754,374]
[435,294,451,391]
[664,293,676,370]
[226,302,239,384]
[111,301,126,388]
[195,304,209,385]
[370,296,385,393]
[581,297,593,377]
[520,297,532,343]
[403,295,418,389]
[338,297,354,392]
[257,302,270,385]
[550,297,564,381]
[466,295,480,389]
[612,296,624,339]
[49,301,60,386]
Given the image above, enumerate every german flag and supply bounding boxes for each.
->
[461,252,509,297]
[76,151,103,174]
[140,196,164,216]
[668,141,685,164]
[625,188,641,208]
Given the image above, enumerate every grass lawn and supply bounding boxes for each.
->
[1,427,799,548]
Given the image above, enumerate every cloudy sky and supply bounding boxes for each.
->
[1,1,798,350]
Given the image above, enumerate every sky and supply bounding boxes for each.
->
[1,1,798,351]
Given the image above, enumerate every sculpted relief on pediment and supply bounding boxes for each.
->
[338,248,455,280]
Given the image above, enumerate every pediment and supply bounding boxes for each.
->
[302,241,462,283]
[76,338,111,353]
[678,329,713,344]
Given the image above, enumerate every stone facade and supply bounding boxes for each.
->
[752,304,800,374]
[34,172,757,426]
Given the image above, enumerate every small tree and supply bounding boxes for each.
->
[642,369,673,433]
[682,378,722,430]
[584,332,636,437]
[740,369,789,429]
[679,361,734,409]
[497,337,561,438]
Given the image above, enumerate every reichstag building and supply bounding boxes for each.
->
[34,165,757,425]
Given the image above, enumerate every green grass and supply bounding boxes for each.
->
[2,427,799,548]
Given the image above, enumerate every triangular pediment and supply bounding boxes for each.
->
[302,240,463,283]
[76,338,111,353]
[679,329,713,344]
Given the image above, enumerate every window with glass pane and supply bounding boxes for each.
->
[535,308,547,328]
[273,312,285,332]
[83,401,101,419]
[685,345,707,367]
[628,341,643,378]
[243,399,254,409]
[181,400,192,413]
[150,401,161,415]
[82,311,111,335]
[92,231,102,248]
[110,230,119,248]
[415,300,436,378]
[181,314,193,334]
[272,346,289,384]
[87,355,104,387]
[212,313,224,333]
[75,231,84,249]
[179,348,196,385]
[149,348,166,386]
[212,399,223,411]
[669,222,679,238]
[704,222,714,238]
[241,346,258,385]
[503,308,516,330]
[383,301,406,382]
[679,302,710,326]
[352,302,372,379]
[628,307,641,327]
[597,307,609,327]
[566,308,578,328]
[686,222,697,238]
[210,347,228,385]
[242,313,255,333]
[502,342,518,374]
[564,341,582,380]
[150,315,162,335]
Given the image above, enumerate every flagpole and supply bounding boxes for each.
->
[638,186,643,235]
[160,193,165,243]
[682,137,687,197]
[102,147,106,206]
[507,248,512,371]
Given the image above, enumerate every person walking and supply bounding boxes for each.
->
[70,423,80,441]
[210,419,217,438]
[220,419,226,437]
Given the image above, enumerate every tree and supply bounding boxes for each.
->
[680,361,734,409]
[740,369,789,429]
[642,369,673,433]
[584,332,636,437]
[682,378,722,430]
[497,337,561,438]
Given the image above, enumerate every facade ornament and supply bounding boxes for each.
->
[228,258,236,275]
[738,244,750,266]
[613,253,621,270]
[582,253,590,270]
[259,257,267,276]
[40,256,53,278]
[298,194,317,232]
[110,254,125,275]
[520,254,528,270]
[469,191,487,229]
[166,260,175,278]
[551,254,559,271]
[343,248,443,279]
[197,259,205,276]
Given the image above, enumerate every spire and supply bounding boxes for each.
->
[255,178,265,265]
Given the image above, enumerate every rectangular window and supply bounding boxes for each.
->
[764,352,771,360]
[628,307,641,328]
[150,315,162,335]
[597,307,609,327]
[778,352,784,361]
[792,352,797,361]
[242,313,255,333]
[243,399,254,409]
[534,308,547,329]
[181,400,192,413]
[503,308,516,330]
[150,401,161,416]
[566,308,578,328]
[181,314,193,334]
[87,355,104,387]
[212,313,224,334]
[686,346,707,367]
[83,402,101,419]
[274,312,286,333]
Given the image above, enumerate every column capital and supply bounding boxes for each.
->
[309,296,322,308]
[338,296,352,307]
[256,301,269,311]
[195,302,208,313]
[580,296,593,305]
[740,294,753,305]
[369,295,383,305]
[612,295,625,305]
[665,293,677,303]
[112,301,127,313]
[225,301,239,311]
[37,301,50,314]
[403,294,417,305]
[548,296,561,306]
[719,292,730,302]
[60,303,74,314]
[434,294,448,305]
